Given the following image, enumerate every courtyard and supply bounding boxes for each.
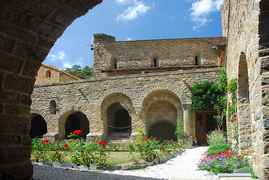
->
[0,0,268,180]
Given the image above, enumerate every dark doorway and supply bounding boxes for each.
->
[65,112,89,138]
[148,121,177,141]
[107,103,131,138]
[195,112,217,145]
[30,113,47,138]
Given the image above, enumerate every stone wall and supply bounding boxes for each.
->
[221,0,266,179]
[35,64,80,85]
[93,34,225,78]
[31,68,219,140]
[0,0,102,179]
[35,65,61,85]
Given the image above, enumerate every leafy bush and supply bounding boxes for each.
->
[134,128,145,145]
[48,150,64,163]
[207,131,229,156]
[208,144,230,156]
[138,138,161,162]
[161,140,184,155]
[71,142,110,168]
[191,68,227,130]
[175,120,185,139]
[228,79,237,96]
[207,131,226,147]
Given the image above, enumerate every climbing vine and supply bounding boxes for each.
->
[227,79,237,118]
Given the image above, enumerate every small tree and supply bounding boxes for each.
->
[191,68,227,130]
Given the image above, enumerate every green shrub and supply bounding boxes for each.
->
[71,150,82,165]
[207,131,226,147]
[228,79,237,95]
[161,140,183,155]
[48,150,64,163]
[175,120,185,139]
[208,144,230,156]
[79,143,109,168]
[134,128,145,145]
[137,138,161,162]
[207,131,229,155]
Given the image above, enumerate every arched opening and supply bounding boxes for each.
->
[30,113,47,139]
[65,112,89,139]
[148,121,177,141]
[49,100,57,114]
[152,57,159,68]
[143,90,183,141]
[107,103,132,138]
[112,58,118,70]
[194,55,201,65]
[45,70,51,78]
[101,93,134,139]
[146,100,178,141]
[237,52,251,150]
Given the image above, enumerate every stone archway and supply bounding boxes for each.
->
[64,112,89,139]
[30,113,47,139]
[0,1,102,179]
[237,52,252,151]
[101,93,134,139]
[148,120,177,141]
[107,103,132,138]
[142,90,183,141]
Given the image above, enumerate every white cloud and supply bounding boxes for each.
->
[126,37,132,41]
[117,0,151,22]
[48,50,67,61]
[190,0,224,29]
[116,0,132,3]
[63,62,72,69]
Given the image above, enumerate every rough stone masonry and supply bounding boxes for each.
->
[0,0,269,179]
[31,35,225,143]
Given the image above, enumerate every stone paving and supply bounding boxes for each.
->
[105,146,218,180]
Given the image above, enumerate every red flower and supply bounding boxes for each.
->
[72,130,82,136]
[98,139,108,148]
[42,138,49,145]
[63,143,69,150]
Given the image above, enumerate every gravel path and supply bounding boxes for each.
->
[105,146,217,180]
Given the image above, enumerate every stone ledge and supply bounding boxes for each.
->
[218,173,252,180]
[33,68,220,88]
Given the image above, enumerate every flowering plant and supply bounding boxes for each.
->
[68,130,83,139]
[98,139,108,149]
[199,149,251,174]
[72,130,82,136]
[42,137,49,145]
[63,143,69,150]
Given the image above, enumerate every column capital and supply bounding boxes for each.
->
[182,103,192,110]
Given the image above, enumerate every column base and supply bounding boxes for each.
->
[86,132,103,142]
[44,133,59,143]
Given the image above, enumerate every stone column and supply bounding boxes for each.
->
[183,104,195,140]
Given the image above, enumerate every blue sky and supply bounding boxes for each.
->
[44,0,224,69]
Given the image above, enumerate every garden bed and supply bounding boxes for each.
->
[31,131,186,171]
[198,131,256,179]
